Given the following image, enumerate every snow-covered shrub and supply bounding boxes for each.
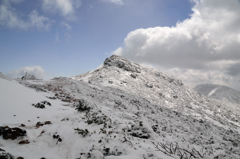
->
[75,99,91,112]
[152,141,207,159]
[124,121,151,139]
[85,110,112,128]
[74,128,89,137]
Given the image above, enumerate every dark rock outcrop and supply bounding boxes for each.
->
[0,148,14,159]
[32,101,51,109]
[104,55,141,73]
[0,126,27,140]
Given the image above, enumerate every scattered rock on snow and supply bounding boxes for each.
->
[130,73,137,78]
[35,121,52,128]
[19,140,30,144]
[53,132,62,144]
[0,148,14,159]
[146,83,153,88]
[0,126,26,140]
[34,103,45,109]
[32,101,51,109]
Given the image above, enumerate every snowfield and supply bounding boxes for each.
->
[1,55,240,159]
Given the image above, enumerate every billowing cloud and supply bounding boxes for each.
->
[7,66,46,79]
[101,0,124,5]
[42,0,81,20]
[0,1,52,30]
[114,0,240,90]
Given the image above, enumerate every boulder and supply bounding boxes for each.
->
[0,126,27,140]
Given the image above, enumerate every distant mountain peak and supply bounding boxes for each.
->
[194,83,240,104]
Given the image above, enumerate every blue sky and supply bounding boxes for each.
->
[1,0,240,91]
[0,0,193,78]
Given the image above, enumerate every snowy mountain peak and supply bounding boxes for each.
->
[103,55,141,73]
[194,83,240,104]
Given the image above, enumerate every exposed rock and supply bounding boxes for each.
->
[44,121,52,125]
[0,148,14,159]
[36,122,44,128]
[19,140,30,144]
[146,83,153,88]
[41,101,51,106]
[104,55,141,73]
[0,126,27,140]
[36,121,52,128]
[33,101,51,109]
[130,73,137,78]
[53,132,62,144]
[34,103,45,109]
[21,73,38,80]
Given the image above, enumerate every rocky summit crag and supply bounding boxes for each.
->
[1,55,240,159]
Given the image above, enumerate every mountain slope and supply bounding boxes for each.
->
[194,83,240,104]
[1,55,240,159]
[71,55,240,125]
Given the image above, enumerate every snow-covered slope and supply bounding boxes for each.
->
[194,83,240,104]
[1,55,240,159]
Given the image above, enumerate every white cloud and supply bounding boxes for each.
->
[29,10,53,30]
[61,21,71,30]
[7,66,46,79]
[0,1,52,30]
[0,4,28,29]
[114,0,240,90]
[42,0,81,20]
[101,0,124,5]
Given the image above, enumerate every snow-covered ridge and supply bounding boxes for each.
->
[1,55,240,159]
[194,83,240,105]
[0,72,12,81]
